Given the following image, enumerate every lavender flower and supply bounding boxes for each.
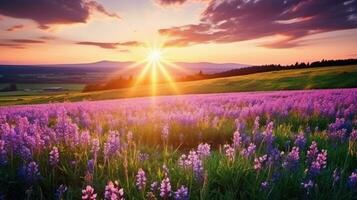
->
[174,185,189,200]
[178,151,203,179]
[82,185,97,200]
[294,132,306,149]
[161,124,169,141]
[240,143,256,158]
[307,141,319,164]
[197,143,211,158]
[0,140,7,165]
[87,159,95,174]
[49,146,59,167]
[25,161,40,182]
[282,147,300,171]
[308,150,327,177]
[260,181,269,190]
[254,154,267,171]
[301,179,314,194]
[233,130,242,149]
[104,181,125,200]
[223,144,235,161]
[136,168,147,190]
[91,138,100,158]
[55,184,67,200]
[332,168,340,186]
[160,177,171,198]
[150,181,158,192]
[348,171,357,188]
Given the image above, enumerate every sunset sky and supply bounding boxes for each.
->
[0,0,357,65]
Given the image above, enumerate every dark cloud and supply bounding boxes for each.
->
[0,0,120,29]
[76,40,143,49]
[6,24,24,31]
[156,0,187,5]
[159,0,357,48]
[0,43,25,49]
[38,36,57,40]
[10,39,45,44]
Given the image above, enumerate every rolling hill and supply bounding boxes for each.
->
[1,64,356,106]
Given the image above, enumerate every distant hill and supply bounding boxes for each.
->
[0,60,248,84]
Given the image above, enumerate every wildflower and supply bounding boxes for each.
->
[49,146,59,167]
[233,130,242,149]
[25,161,40,182]
[0,140,7,165]
[55,184,68,200]
[260,181,269,190]
[241,143,256,158]
[307,141,319,164]
[136,168,147,190]
[161,124,169,141]
[87,159,95,174]
[160,177,171,198]
[252,116,260,135]
[332,168,340,186]
[174,185,189,200]
[308,150,327,177]
[91,138,100,157]
[294,132,306,149]
[178,151,203,179]
[301,179,314,194]
[103,130,121,160]
[282,147,300,171]
[82,185,97,200]
[254,154,267,171]
[348,171,357,188]
[197,143,211,158]
[150,181,158,192]
[223,144,235,161]
[350,130,357,142]
[104,181,125,200]
[138,152,149,162]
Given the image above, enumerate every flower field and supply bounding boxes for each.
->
[0,89,356,199]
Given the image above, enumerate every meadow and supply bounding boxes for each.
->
[1,65,356,106]
[0,88,356,199]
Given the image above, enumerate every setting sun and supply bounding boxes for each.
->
[148,49,162,63]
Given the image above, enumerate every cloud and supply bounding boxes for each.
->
[0,43,26,49]
[10,39,45,44]
[155,0,208,6]
[76,40,143,49]
[6,24,24,31]
[0,0,120,29]
[159,0,357,48]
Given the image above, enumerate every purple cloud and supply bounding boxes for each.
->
[6,24,24,31]
[0,0,120,29]
[159,0,357,48]
[76,40,143,49]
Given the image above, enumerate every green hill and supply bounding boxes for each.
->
[1,65,357,106]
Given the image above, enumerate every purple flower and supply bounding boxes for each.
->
[332,168,340,186]
[282,147,300,171]
[348,171,357,188]
[174,185,189,200]
[252,116,260,135]
[308,150,327,177]
[87,159,95,174]
[260,181,269,190]
[150,181,158,192]
[104,181,124,200]
[197,143,211,158]
[233,130,242,149]
[254,154,267,171]
[350,130,357,142]
[49,146,59,167]
[103,131,121,160]
[0,140,7,165]
[82,185,97,200]
[307,141,319,164]
[138,152,149,162]
[55,184,67,200]
[91,138,100,159]
[136,168,147,190]
[301,179,314,194]
[160,177,171,198]
[241,143,256,158]
[25,161,40,182]
[178,151,203,179]
[294,132,306,149]
[161,124,169,141]
[224,144,235,161]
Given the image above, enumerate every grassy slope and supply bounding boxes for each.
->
[1,65,356,106]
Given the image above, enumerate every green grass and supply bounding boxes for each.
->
[1,65,356,106]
